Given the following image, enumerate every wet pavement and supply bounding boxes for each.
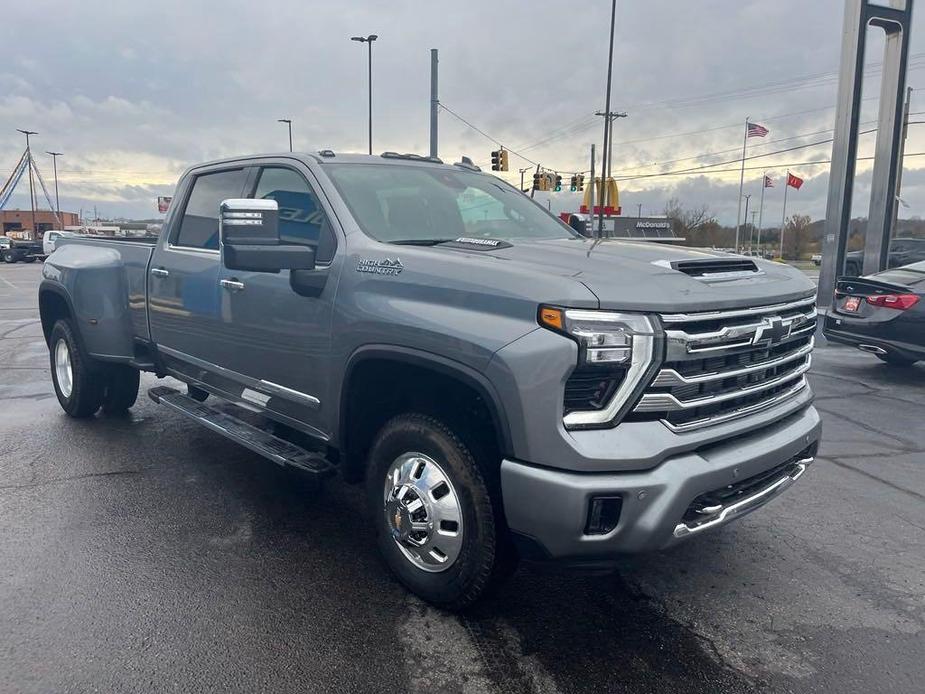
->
[1,261,923,693]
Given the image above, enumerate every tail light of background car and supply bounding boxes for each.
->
[866,294,920,310]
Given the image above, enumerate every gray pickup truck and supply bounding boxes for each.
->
[39,151,821,608]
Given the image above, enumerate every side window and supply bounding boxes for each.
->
[253,167,336,263]
[175,168,247,250]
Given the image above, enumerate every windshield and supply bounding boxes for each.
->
[325,164,577,244]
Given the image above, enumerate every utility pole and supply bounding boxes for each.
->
[17,129,38,238]
[277,119,292,152]
[637,203,642,218]
[596,110,627,188]
[597,0,618,237]
[589,144,596,238]
[750,210,758,250]
[757,170,768,255]
[430,49,439,159]
[46,151,63,228]
[351,34,379,155]
[518,167,530,192]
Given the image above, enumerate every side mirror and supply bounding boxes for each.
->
[219,198,315,272]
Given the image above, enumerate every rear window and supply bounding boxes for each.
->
[325,164,576,244]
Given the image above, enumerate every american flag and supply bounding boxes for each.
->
[747,122,769,138]
[763,175,774,188]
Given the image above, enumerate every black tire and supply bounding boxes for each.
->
[876,353,918,367]
[187,384,209,402]
[2,251,16,263]
[101,364,140,414]
[366,413,516,610]
[49,319,104,418]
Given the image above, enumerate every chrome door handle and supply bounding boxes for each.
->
[220,279,245,291]
[150,267,169,277]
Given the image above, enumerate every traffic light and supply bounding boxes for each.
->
[554,174,562,192]
[569,175,578,192]
[577,174,585,191]
[490,149,509,171]
[533,173,541,190]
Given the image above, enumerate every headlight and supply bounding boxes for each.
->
[539,306,659,428]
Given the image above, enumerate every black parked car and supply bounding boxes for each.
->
[824,260,925,366]
[844,237,925,277]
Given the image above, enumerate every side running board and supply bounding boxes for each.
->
[148,386,334,476]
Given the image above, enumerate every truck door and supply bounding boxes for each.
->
[148,166,249,383]
[216,163,340,439]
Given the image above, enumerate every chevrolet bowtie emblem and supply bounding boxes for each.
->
[752,316,791,346]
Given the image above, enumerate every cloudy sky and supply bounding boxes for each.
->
[2,0,925,224]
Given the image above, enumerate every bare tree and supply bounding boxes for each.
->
[782,214,812,260]
[665,197,718,246]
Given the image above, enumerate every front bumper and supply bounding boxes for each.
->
[500,404,821,560]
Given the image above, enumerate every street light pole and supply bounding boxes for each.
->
[46,151,62,227]
[351,34,379,155]
[17,129,38,237]
[277,119,292,152]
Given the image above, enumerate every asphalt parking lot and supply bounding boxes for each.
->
[1,261,923,694]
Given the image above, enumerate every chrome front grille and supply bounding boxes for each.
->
[632,296,816,432]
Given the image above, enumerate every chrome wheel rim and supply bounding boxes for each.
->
[54,338,73,399]
[383,452,463,573]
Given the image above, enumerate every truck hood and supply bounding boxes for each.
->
[482,238,816,311]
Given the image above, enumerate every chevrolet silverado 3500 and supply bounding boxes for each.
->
[39,151,821,608]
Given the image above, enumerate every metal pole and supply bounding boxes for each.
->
[779,172,790,260]
[47,151,62,228]
[17,130,38,237]
[367,40,374,155]
[598,0,617,237]
[757,171,767,254]
[589,144,596,238]
[519,167,529,192]
[430,49,439,159]
[750,210,758,250]
[734,117,749,252]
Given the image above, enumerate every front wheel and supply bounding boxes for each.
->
[366,413,516,610]
[49,319,104,417]
[2,251,16,264]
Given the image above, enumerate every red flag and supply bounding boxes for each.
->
[787,173,804,190]
[763,175,774,188]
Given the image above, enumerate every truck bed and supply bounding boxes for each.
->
[47,236,156,354]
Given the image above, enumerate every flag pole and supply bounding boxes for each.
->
[779,170,790,260]
[757,170,767,254]
[734,117,749,252]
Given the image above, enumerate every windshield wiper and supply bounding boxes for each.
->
[388,238,456,246]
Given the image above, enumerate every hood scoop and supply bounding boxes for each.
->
[654,257,761,281]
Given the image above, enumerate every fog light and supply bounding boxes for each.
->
[585,496,623,535]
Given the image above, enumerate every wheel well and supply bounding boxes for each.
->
[340,358,505,484]
[39,290,71,346]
